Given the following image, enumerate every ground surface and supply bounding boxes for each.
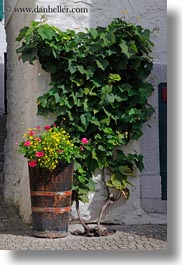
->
[0,191,167,251]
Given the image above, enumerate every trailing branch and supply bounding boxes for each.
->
[75,199,90,232]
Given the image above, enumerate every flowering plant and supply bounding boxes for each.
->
[18,124,78,170]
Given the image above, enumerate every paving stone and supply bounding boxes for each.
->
[0,190,167,250]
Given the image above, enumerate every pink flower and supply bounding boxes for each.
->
[44,125,51,130]
[80,146,84,151]
[36,151,44,157]
[52,123,57,127]
[28,131,35,136]
[36,126,41,130]
[28,160,37,167]
[24,141,31,147]
[81,137,89,145]
[58,150,64,153]
[34,137,41,142]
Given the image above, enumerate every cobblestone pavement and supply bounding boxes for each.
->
[0,191,167,251]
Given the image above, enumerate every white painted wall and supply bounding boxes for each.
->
[4,0,167,224]
[6,0,167,63]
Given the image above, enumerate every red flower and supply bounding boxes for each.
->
[52,123,57,127]
[24,141,31,146]
[36,126,41,130]
[81,137,89,144]
[36,151,44,157]
[28,131,35,136]
[44,125,51,130]
[28,160,37,167]
[58,150,64,153]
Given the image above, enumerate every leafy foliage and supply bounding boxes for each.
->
[16,18,154,202]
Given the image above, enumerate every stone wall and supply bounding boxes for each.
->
[4,0,55,223]
[4,0,167,223]
[141,64,167,214]
[0,20,6,114]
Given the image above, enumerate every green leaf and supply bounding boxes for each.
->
[86,65,95,79]
[120,166,134,177]
[86,179,96,192]
[119,40,130,58]
[101,85,112,95]
[106,173,127,190]
[71,78,84,87]
[89,28,98,39]
[22,48,38,64]
[84,88,90,95]
[79,193,89,204]
[133,154,144,171]
[44,63,57,73]
[67,111,73,120]
[88,159,98,172]
[131,130,143,140]
[16,27,29,41]
[91,117,100,126]
[142,29,150,38]
[74,161,82,171]
[129,41,138,53]
[83,101,89,112]
[101,116,110,125]
[80,114,87,127]
[108,73,121,83]
[37,26,56,40]
[54,93,61,103]
[98,145,105,151]
[77,65,86,74]
[78,175,86,183]
[100,32,113,47]
[103,128,113,134]
[93,109,99,115]
[106,94,115,104]
[96,57,109,71]
[92,149,98,161]
[38,97,47,108]
[91,75,105,87]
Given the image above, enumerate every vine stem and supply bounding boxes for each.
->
[97,199,114,231]
[75,199,90,232]
[96,169,124,231]
[96,169,113,231]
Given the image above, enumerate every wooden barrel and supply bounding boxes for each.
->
[28,162,73,238]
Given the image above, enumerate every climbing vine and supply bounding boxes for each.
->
[16,18,154,204]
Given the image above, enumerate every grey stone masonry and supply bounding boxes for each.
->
[141,64,167,214]
[0,189,167,251]
[0,115,7,185]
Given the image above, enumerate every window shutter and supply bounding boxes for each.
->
[158,83,167,200]
[0,0,3,20]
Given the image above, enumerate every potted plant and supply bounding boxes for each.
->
[18,124,78,238]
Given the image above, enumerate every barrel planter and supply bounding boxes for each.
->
[28,161,74,238]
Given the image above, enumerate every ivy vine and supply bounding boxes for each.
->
[16,18,154,204]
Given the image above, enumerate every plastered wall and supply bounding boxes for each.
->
[4,0,167,223]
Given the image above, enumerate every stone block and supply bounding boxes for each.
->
[141,199,167,214]
[141,174,161,199]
